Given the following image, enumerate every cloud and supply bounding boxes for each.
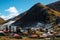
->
[0,7,20,20]
[0,15,7,20]
[5,7,19,14]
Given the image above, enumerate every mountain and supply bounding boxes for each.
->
[0,17,5,24]
[7,1,60,22]
[12,3,49,27]
[47,1,60,12]
[2,1,60,29]
[1,12,26,25]
[12,2,60,28]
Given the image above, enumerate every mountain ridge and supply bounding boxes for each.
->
[2,1,60,28]
[12,2,60,28]
[47,1,60,12]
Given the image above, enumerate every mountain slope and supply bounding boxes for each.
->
[0,17,5,24]
[12,3,60,28]
[47,1,60,12]
[5,1,60,25]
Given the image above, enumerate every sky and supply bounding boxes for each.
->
[0,0,58,20]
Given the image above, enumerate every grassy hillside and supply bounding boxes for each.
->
[0,18,5,24]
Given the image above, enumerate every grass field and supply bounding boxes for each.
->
[0,36,60,40]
